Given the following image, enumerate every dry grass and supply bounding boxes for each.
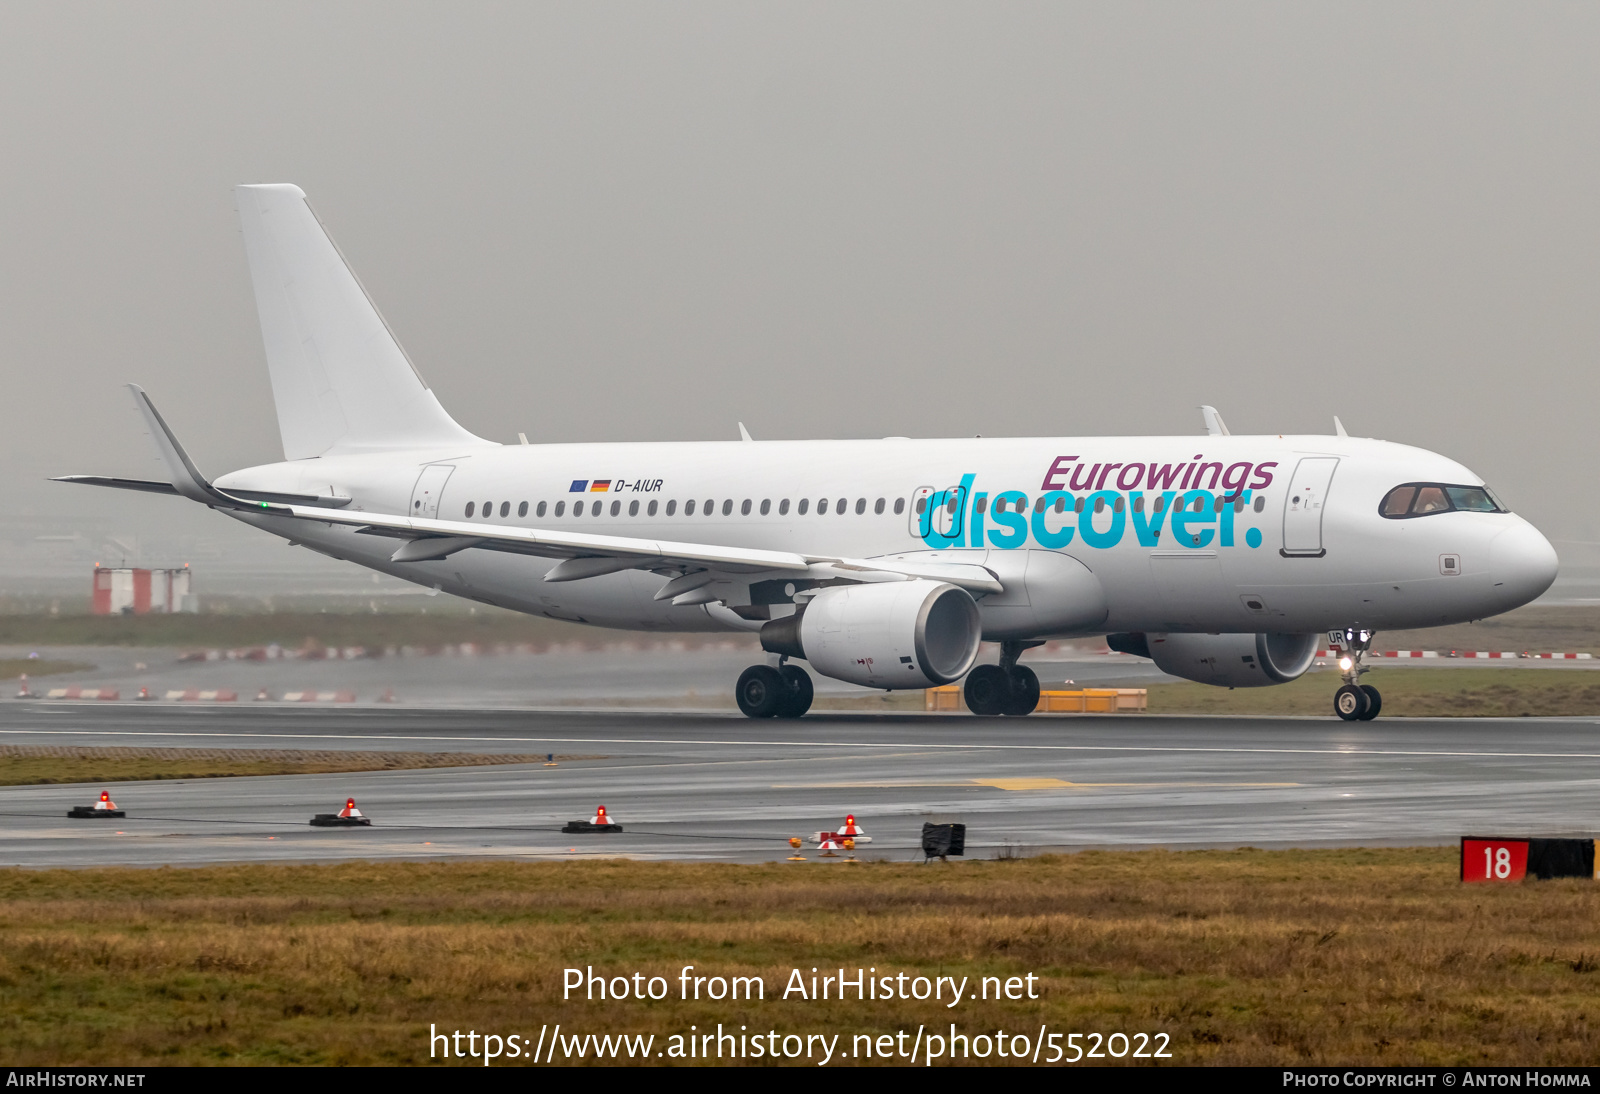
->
[0,850,1596,1066]
[0,746,599,786]
[1147,667,1600,717]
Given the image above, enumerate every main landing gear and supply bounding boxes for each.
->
[963,640,1043,717]
[735,662,813,719]
[1333,627,1382,721]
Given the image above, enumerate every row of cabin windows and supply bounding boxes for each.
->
[929,494,1269,516]
[461,496,912,520]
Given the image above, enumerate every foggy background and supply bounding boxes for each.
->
[3,2,1598,602]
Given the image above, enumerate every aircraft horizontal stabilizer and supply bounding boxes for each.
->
[50,475,180,496]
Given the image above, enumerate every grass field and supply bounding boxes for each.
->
[1145,667,1600,718]
[0,746,597,786]
[0,850,1595,1066]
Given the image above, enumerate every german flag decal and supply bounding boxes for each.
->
[590,480,611,492]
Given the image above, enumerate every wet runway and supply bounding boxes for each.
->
[2,703,1599,866]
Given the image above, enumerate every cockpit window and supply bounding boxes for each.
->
[1445,486,1499,512]
[1379,482,1508,519]
[1381,486,1415,517]
[1413,487,1449,514]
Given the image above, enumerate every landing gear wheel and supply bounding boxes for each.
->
[736,665,785,718]
[1358,684,1382,721]
[963,665,1008,716]
[775,665,813,718]
[1334,684,1369,721]
[1002,665,1040,716]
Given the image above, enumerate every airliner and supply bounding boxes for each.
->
[58,184,1559,720]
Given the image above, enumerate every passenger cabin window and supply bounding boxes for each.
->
[647,500,657,516]
[1253,496,1265,512]
[536,501,547,517]
[798,498,809,515]
[894,497,905,515]
[838,498,848,514]
[779,499,789,515]
[629,500,639,516]
[1378,482,1507,519]
[518,501,528,517]
[555,500,565,517]
[741,499,752,516]
[723,499,734,516]
[666,500,677,516]
[500,502,510,517]
[705,499,714,515]
[818,498,829,515]
[610,500,621,516]
[465,502,475,517]
[874,498,885,514]
[855,498,865,515]
[760,499,770,515]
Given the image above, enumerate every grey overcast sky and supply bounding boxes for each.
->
[4,2,1600,577]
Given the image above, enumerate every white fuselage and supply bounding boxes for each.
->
[215,433,1558,639]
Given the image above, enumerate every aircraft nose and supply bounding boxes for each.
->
[1489,519,1559,608]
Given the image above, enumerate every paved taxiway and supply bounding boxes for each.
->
[2,704,1598,866]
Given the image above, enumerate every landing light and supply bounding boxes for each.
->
[1338,657,1353,671]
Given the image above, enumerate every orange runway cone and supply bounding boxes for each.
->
[69,790,125,819]
[786,836,806,861]
[310,797,372,827]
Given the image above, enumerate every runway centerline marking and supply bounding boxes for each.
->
[3,728,1600,762]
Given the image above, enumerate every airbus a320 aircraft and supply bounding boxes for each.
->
[59,185,1559,721]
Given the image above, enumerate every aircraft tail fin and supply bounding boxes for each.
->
[234,184,491,460]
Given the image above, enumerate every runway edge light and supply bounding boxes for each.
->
[310,797,372,828]
[68,790,125,820]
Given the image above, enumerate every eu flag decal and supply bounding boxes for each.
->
[569,480,588,493]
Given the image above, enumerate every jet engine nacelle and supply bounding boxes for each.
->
[760,579,983,689]
[1108,631,1319,688]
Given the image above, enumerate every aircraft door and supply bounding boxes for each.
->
[409,464,455,519]
[1281,457,1339,557]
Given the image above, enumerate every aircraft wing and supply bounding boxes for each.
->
[269,502,1004,596]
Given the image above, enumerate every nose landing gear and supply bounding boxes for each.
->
[1332,628,1381,721]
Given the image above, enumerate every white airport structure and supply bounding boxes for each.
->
[90,564,196,615]
[58,185,1558,720]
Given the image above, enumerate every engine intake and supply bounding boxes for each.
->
[760,580,982,689]
[1108,631,1319,688]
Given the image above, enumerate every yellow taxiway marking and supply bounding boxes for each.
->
[773,778,1302,790]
